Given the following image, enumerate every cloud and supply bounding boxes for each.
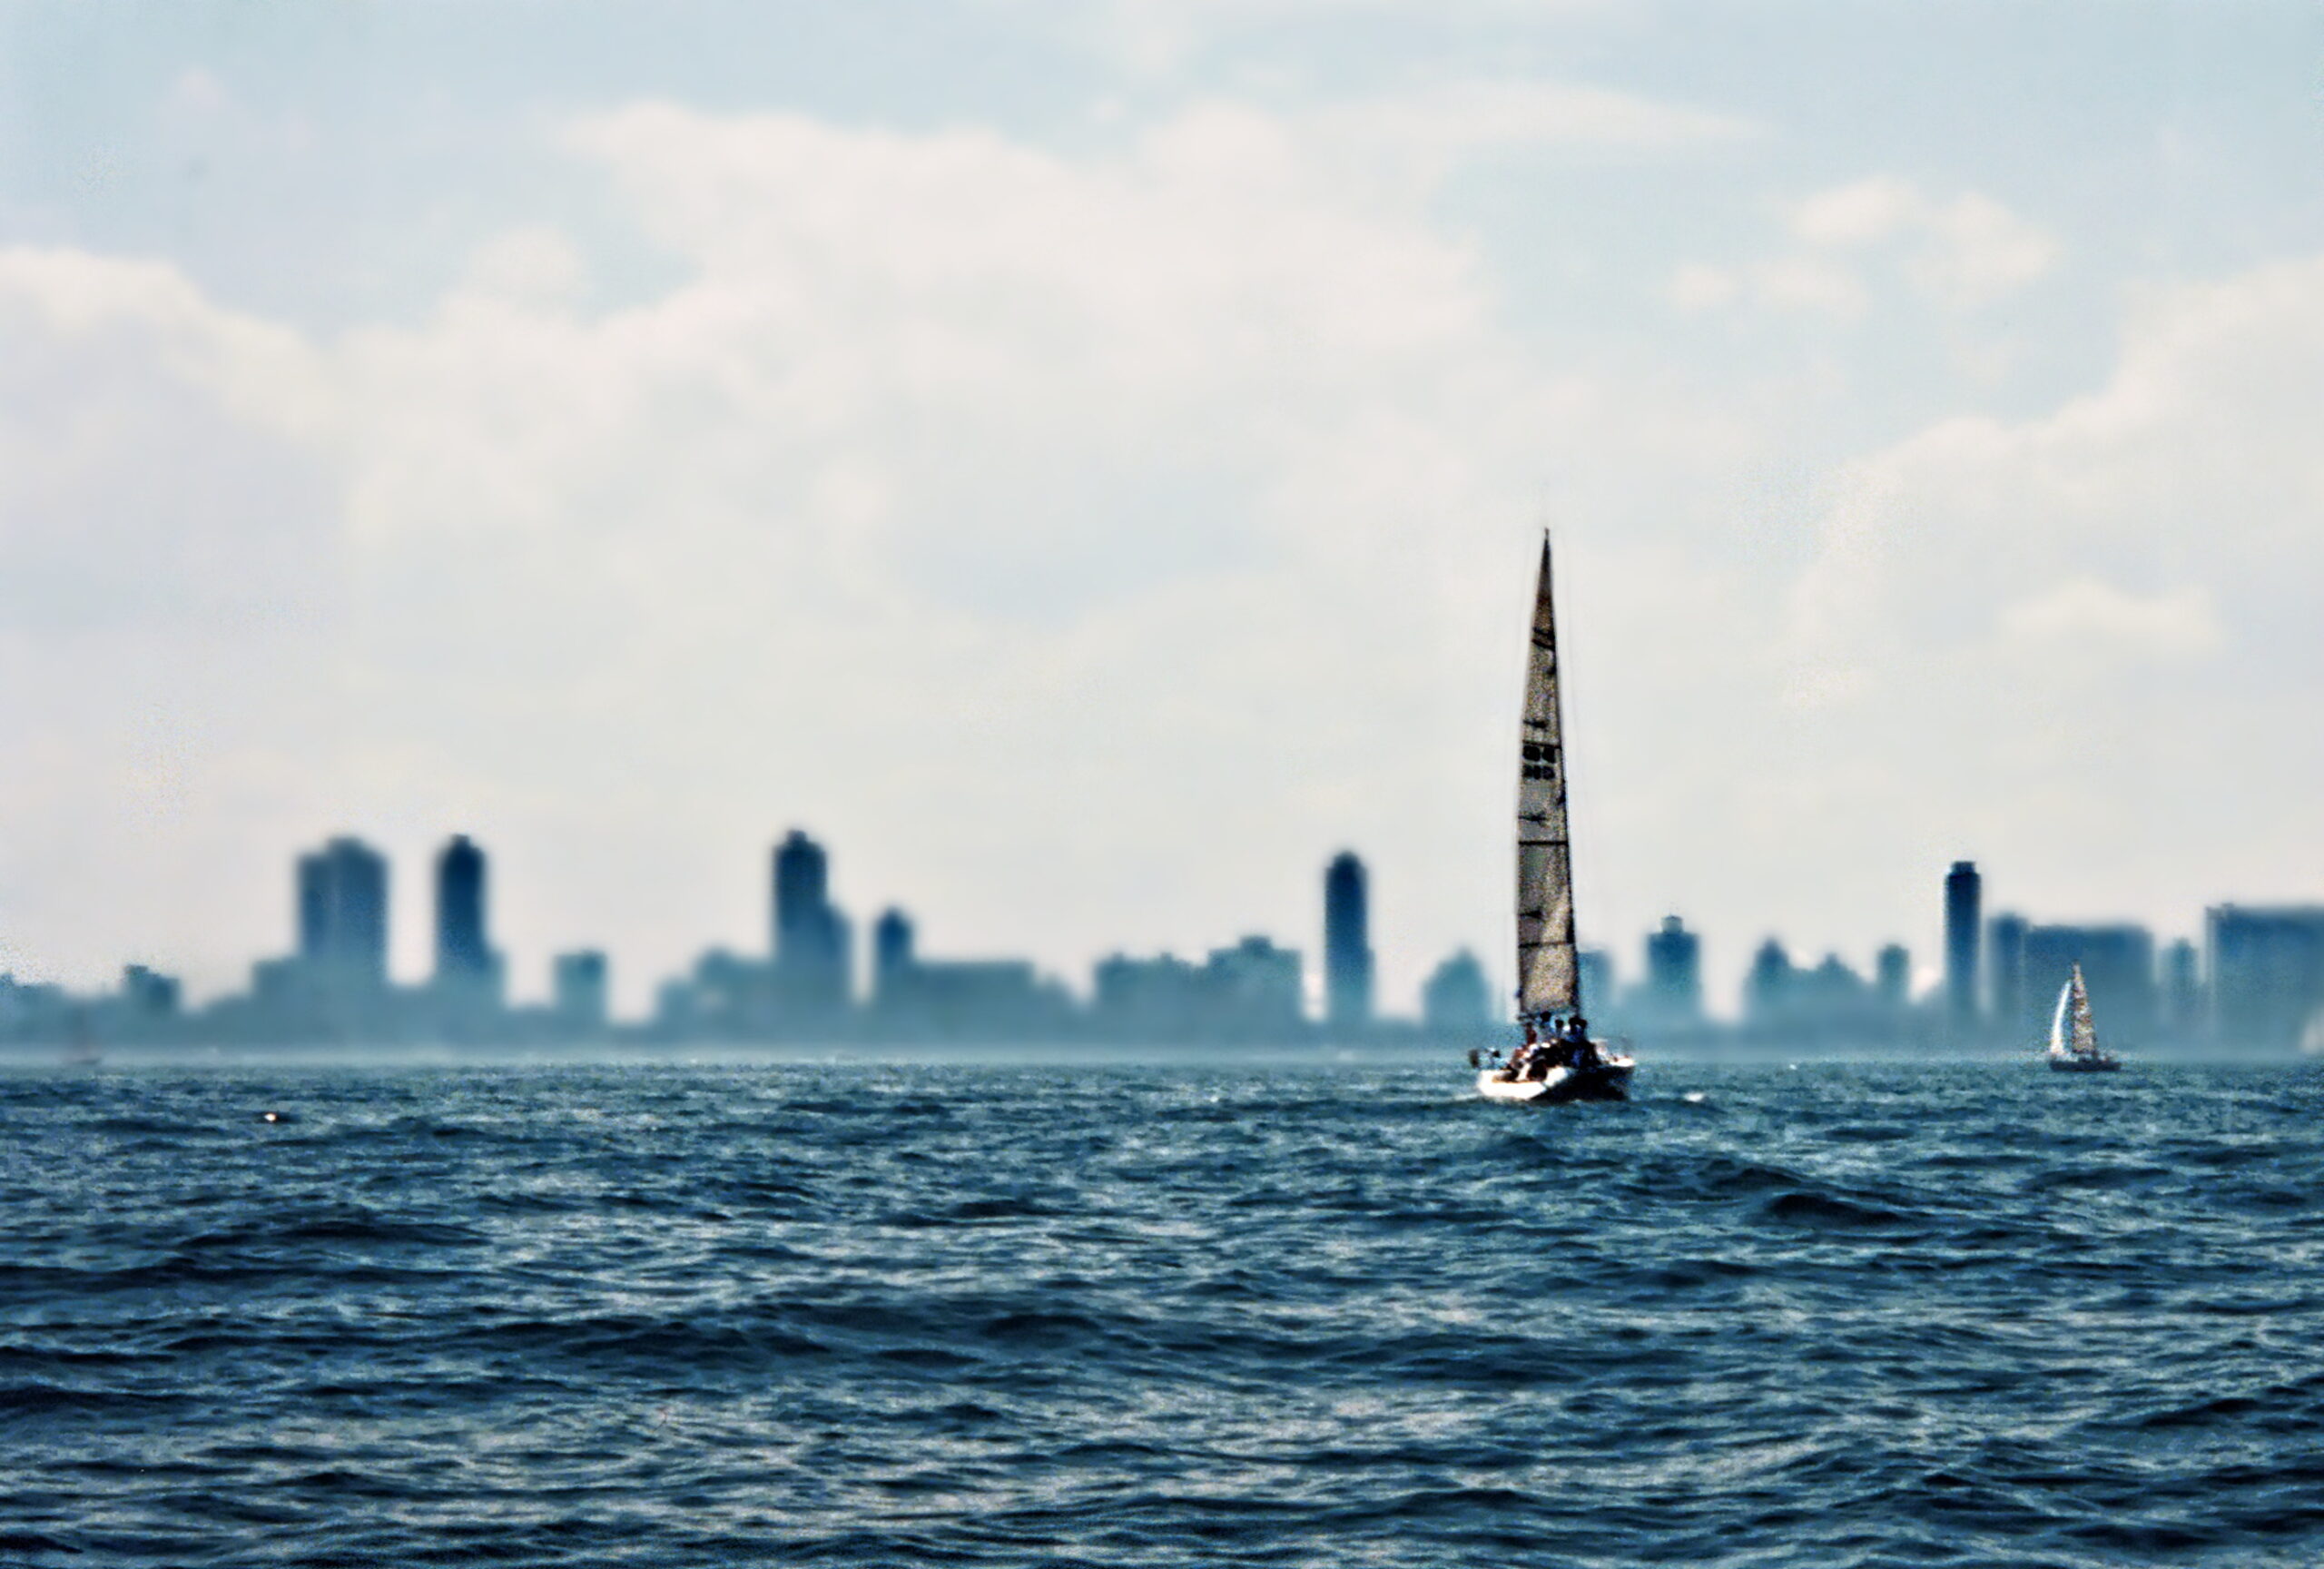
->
[5,84,2312,1021]
[1049,0,1618,78]
[1998,579,2221,664]
[0,248,337,634]
[1680,174,2060,318]
[4,94,1765,1008]
[1305,80,1755,176]
[1790,175,1925,248]
[1776,252,2324,915]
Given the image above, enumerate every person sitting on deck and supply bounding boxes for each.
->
[1559,1014,1599,1071]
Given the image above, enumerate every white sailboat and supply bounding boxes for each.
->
[2046,963,2122,1073]
[1474,533,1635,1104]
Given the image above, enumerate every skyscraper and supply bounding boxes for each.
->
[2162,938,2202,1038]
[1422,950,1492,1033]
[1944,862,1981,1035]
[295,837,389,989]
[773,830,828,952]
[1643,915,1702,1023]
[772,830,851,1011]
[1577,948,1614,1020]
[1323,851,1374,1031]
[1987,912,2028,1038]
[872,907,916,1004]
[433,834,493,988]
[2206,904,2324,1049]
[552,951,609,1033]
[297,853,330,963]
[1875,943,1911,1011]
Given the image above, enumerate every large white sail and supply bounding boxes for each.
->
[1515,533,1578,1021]
[2068,965,2100,1056]
[2049,965,2101,1058]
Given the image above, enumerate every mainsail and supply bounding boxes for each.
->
[1515,533,1578,1021]
[2049,965,2099,1058]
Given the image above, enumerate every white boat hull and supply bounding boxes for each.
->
[1476,1056,1634,1104]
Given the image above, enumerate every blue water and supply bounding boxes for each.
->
[6,1057,2323,1566]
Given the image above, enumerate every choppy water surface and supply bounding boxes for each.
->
[6,1057,2324,1566]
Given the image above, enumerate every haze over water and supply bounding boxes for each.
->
[10,1055,2322,1566]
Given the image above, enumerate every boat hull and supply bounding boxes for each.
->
[2048,1054,2122,1073]
[1476,1057,1635,1104]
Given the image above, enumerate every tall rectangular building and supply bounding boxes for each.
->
[433,834,497,992]
[552,951,609,1034]
[1577,948,1614,1021]
[1987,913,2029,1038]
[297,837,389,990]
[1423,950,1494,1033]
[1875,943,1911,1012]
[1944,862,1981,1035]
[2162,938,2202,1039]
[1643,916,1702,1022]
[772,830,851,1014]
[871,908,917,1006]
[2208,905,2324,1050]
[1323,852,1374,1031]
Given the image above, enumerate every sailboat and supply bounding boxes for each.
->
[2046,963,2122,1072]
[1474,533,1635,1104]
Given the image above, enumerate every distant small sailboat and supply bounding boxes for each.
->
[1473,533,1634,1105]
[2046,964,2121,1073]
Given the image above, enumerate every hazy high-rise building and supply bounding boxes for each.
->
[1207,936,1305,1035]
[2162,938,2201,1038]
[551,951,609,1033]
[1422,950,1492,1034]
[1875,943,1910,1011]
[872,908,916,1003]
[773,830,829,953]
[1987,912,2029,1037]
[434,835,492,982]
[1944,862,1981,1034]
[295,837,389,989]
[1577,948,1614,1021]
[2207,905,2324,1050]
[121,963,182,1018]
[1093,952,1204,1039]
[1743,938,1795,1028]
[772,830,851,1011]
[1643,915,1702,1022]
[297,854,330,963]
[1323,852,1374,1031]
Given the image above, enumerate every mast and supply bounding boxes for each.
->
[1515,532,1579,1022]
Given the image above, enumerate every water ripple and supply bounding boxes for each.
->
[4,1058,2321,1565]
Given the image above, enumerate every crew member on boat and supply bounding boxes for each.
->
[1507,1036,1539,1080]
[1558,1014,1600,1071]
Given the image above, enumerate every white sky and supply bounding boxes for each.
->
[2,1,2319,1017]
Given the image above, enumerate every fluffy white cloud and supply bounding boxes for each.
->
[1775,253,2324,929]
[1680,174,2060,318]
[0,93,1767,1008]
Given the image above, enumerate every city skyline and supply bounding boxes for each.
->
[8,825,2315,1053]
[3,5,2319,1013]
